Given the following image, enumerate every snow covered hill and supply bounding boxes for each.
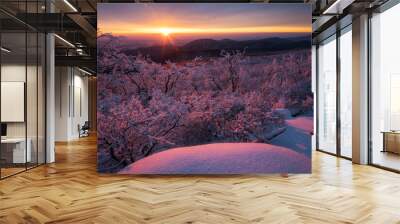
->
[119,142,310,174]
[119,114,313,174]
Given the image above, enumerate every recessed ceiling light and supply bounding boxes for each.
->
[54,34,75,48]
[63,0,78,12]
[322,0,354,15]
[78,67,93,76]
[1,47,11,53]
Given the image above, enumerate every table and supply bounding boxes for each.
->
[381,131,400,154]
[1,138,31,163]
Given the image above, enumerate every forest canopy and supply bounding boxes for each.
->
[97,34,312,172]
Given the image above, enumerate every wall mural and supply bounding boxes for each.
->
[97,3,313,174]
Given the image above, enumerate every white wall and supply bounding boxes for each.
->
[55,66,70,141]
[55,67,89,141]
[73,73,89,137]
[1,64,26,81]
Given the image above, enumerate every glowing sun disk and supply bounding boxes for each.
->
[160,28,172,36]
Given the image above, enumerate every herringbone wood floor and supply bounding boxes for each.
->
[1,135,400,224]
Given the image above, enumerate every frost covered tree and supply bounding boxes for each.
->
[97,35,312,172]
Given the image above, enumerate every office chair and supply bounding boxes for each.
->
[79,121,90,138]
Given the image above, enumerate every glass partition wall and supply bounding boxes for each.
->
[316,25,353,159]
[339,27,352,159]
[0,3,46,179]
[370,3,400,172]
[317,35,337,154]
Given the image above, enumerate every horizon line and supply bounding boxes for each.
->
[100,26,311,35]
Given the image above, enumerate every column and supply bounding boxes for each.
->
[352,14,369,164]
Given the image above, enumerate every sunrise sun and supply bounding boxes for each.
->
[160,28,172,36]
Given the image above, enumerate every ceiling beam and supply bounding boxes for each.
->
[55,55,96,71]
[67,13,97,37]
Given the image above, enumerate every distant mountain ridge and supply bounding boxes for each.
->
[122,36,311,62]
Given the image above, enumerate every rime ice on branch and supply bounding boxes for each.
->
[97,35,312,172]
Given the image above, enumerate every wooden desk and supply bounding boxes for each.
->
[382,131,400,154]
[1,138,31,163]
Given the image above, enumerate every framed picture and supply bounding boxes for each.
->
[97,3,312,174]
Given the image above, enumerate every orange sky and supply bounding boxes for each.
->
[98,4,311,37]
[101,25,311,35]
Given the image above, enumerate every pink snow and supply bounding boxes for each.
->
[286,116,313,134]
[118,142,310,174]
[270,114,313,155]
[119,114,312,174]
